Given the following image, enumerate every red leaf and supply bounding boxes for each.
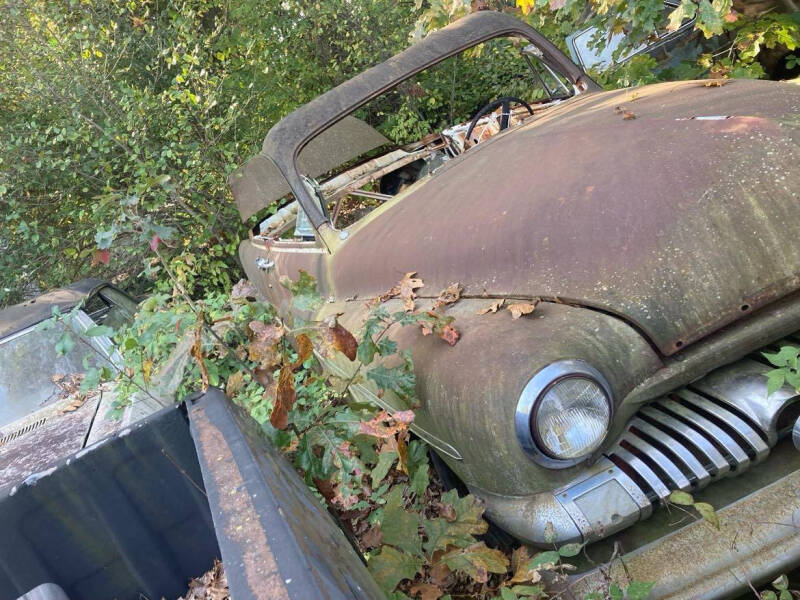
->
[149,235,161,251]
[92,249,110,266]
[439,324,460,346]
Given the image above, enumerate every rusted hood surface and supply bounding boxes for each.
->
[332,79,800,354]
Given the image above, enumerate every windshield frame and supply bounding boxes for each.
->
[258,11,600,236]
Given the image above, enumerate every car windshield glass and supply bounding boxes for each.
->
[0,320,102,429]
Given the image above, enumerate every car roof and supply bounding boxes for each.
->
[0,279,107,339]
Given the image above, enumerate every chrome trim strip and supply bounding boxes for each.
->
[659,398,750,470]
[629,417,711,487]
[611,447,671,501]
[622,429,692,490]
[639,406,730,476]
[678,390,770,463]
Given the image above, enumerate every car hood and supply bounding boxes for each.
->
[330,79,800,355]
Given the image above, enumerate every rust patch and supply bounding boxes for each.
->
[191,405,290,600]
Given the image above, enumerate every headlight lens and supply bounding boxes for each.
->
[533,376,611,459]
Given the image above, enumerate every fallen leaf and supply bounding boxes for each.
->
[270,364,295,430]
[477,298,504,315]
[361,525,383,550]
[702,78,727,87]
[393,410,415,425]
[439,542,509,583]
[292,333,314,368]
[399,272,425,311]
[622,110,636,120]
[432,282,462,310]
[358,410,415,439]
[508,301,538,319]
[225,371,244,398]
[368,545,424,594]
[231,279,258,300]
[253,366,273,388]
[149,235,161,251]
[409,582,443,600]
[694,501,720,529]
[320,315,357,361]
[439,324,460,346]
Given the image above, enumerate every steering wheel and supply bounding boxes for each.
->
[464,96,535,146]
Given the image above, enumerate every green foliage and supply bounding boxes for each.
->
[667,490,720,529]
[763,345,800,395]
[0,0,421,306]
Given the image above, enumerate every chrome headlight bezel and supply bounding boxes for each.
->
[514,359,614,469]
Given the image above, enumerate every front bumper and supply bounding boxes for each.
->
[571,465,800,600]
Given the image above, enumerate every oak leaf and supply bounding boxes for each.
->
[477,298,504,314]
[432,282,462,310]
[369,546,424,594]
[320,315,357,361]
[507,301,538,319]
[270,364,295,430]
[247,320,284,366]
[292,333,314,368]
[439,542,509,583]
[399,272,425,311]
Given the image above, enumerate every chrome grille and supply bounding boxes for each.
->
[609,382,773,504]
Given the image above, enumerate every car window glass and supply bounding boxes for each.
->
[0,320,104,428]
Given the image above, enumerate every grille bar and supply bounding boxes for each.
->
[610,380,775,502]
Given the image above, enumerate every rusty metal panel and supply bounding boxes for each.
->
[331,79,800,355]
[187,389,385,600]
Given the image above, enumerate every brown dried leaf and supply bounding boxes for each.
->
[253,366,273,388]
[439,324,460,346]
[622,109,636,120]
[270,364,295,430]
[358,410,414,439]
[191,329,209,392]
[230,279,258,300]
[225,371,244,399]
[508,301,538,319]
[439,502,457,522]
[91,249,110,266]
[313,477,337,502]
[292,333,314,368]
[510,545,530,576]
[397,433,409,475]
[432,282,462,310]
[247,320,284,366]
[361,525,383,550]
[409,582,444,600]
[429,561,451,587]
[477,298,504,315]
[399,271,425,311]
[702,78,728,87]
[320,315,357,361]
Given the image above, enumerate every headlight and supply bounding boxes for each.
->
[533,377,610,459]
[515,360,613,468]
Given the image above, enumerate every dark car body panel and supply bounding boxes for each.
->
[0,279,105,339]
[187,389,384,600]
[0,405,218,600]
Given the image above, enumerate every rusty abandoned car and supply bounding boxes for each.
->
[230,9,800,594]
